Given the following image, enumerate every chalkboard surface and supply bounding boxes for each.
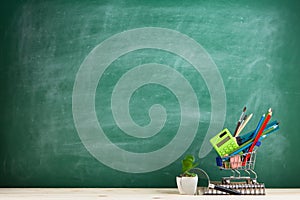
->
[1,0,300,188]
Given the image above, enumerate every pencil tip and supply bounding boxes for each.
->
[243,106,246,111]
[268,108,272,113]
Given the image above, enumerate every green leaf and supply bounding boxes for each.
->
[181,154,199,175]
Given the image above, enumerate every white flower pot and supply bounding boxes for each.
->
[176,175,198,195]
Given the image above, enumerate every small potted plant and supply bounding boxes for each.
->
[176,154,199,195]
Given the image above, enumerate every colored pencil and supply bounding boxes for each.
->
[237,120,278,144]
[251,114,265,139]
[229,123,279,157]
[242,108,272,166]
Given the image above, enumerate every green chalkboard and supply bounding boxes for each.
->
[1,0,300,188]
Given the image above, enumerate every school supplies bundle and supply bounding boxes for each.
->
[208,107,280,195]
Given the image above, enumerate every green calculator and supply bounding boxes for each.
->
[210,128,240,157]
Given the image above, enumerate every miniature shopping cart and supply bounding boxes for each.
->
[218,150,258,184]
[203,150,266,195]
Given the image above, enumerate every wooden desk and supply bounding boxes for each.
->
[0,188,299,199]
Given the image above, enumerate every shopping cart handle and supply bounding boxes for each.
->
[209,183,241,195]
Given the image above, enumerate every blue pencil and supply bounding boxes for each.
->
[252,114,265,139]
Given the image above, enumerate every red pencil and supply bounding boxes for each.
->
[242,108,272,166]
